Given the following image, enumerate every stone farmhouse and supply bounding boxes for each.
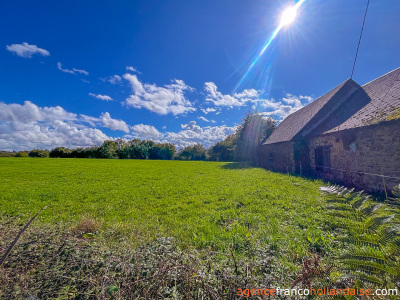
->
[259,67,400,193]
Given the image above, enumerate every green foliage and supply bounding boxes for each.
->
[149,143,176,160]
[235,112,276,163]
[49,147,72,158]
[177,143,207,160]
[0,151,16,157]
[207,135,236,161]
[0,223,282,299]
[14,151,28,157]
[45,139,177,160]
[208,111,276,163]
[28,149,49,157]
[321,184,400,291]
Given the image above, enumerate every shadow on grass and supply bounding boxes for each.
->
[220,162,253,170]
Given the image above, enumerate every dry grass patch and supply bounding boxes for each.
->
[71,215,101,237]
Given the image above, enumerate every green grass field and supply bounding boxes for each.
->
[5,158,398,299]
[0,158,334,264]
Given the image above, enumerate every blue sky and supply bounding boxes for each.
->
[1,0,399,151]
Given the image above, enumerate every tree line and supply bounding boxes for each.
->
[8,113,276,163]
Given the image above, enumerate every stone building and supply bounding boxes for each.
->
[259,67,400,193]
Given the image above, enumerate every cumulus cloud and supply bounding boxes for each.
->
[0,101,109,151]
[130,124,164,140]
[6,42,50,58]
[204,81,313,121]
[57,62,89,76]
[259,93,314,121]
[164,121,236,148]
[123,73,196,115]
[0,101,237,151]
[205,82,260,107]
[126,121,234,148]
[100,112,130,133]
[89,93,113,101]
[126,66,141,74]
[204,83,314,121]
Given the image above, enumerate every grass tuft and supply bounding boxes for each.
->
[71,215,101,237]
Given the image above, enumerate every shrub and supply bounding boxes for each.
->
[49,147,72,158]
[28,149,49,158]
[0,151,16,157]
[14,151,28,157]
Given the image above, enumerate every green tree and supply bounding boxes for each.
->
[99,140,118,159]
[149,143,176,160]
[207,135,236,161]
[14,151,28,157]
[177,144,207,161]
[234,112,276,164]
[28,149,49,157]
[49,147,72,158]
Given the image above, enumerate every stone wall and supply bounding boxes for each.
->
[308,119,400,193]
[259,141,295,173]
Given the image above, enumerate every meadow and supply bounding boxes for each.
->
[0,158,332,256]
[0,158,345,298]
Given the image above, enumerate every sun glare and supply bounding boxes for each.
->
[280,6,297,26]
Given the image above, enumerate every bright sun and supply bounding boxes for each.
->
[280,6,297,26]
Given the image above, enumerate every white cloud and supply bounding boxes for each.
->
[125,121,237,149]
[200,107,217,114]
[108,75,122,85]
[89,93,113,101]
[204,82,262,107]
[126,66,141,74]
[259,93,314,121]
[0,101,237,151]
[164,121,236,148]
[0,101,109,151]
[80,114,100,127]
[130,124,164,140]
[6,42,50,58]
[204,81,313,121]
[57,62,89,76]
[100,112,130,133]
[198,116,216,123]
[123,73,196,115]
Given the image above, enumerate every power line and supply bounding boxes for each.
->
[351,0,370,79]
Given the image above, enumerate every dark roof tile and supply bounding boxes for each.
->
[263,67,400,145]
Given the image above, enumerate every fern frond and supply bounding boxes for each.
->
[342,236,380,249]
[341,248,387,264]
[377,227,400,247]
[321,184,400,289]
[365,215,395,231]
[351,196,369,209]
[388,238,400,256]
[341,259,393,276]
[362,204,383,216]
[345,272,383,286]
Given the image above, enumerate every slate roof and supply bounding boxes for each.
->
[263,67,400,145]
[325,67,400,133]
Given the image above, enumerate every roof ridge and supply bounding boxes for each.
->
[362,67,400,87]
[263,79,361,145]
